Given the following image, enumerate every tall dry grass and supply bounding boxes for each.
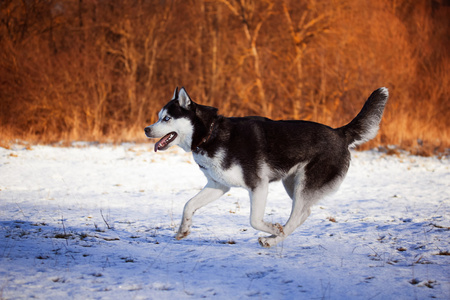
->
[0,0,448,155]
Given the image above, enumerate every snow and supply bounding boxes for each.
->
[0,144,449,299]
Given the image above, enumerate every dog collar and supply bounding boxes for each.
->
[194,120,216,152]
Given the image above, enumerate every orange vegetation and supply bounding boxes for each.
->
[0,0,448,155]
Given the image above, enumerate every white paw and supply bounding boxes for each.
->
[175,228,190,240]
[258,235,277,248]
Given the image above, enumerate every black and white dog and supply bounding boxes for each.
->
[145,87,388,247]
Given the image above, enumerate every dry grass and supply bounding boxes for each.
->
[0,0,448,155]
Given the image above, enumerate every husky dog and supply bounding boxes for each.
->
[145,87,388,247]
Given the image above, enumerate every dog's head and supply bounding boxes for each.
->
[145,87,217,153]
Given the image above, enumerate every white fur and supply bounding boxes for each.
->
[148,108,194,152]
[193,149,247,188]
[171,87,178,100]
[178,88,191,109]
[379,87,389,98]
[349,87,388,148]
[348,124,379,148]
[157,108,168,120]
[176,179,230,240]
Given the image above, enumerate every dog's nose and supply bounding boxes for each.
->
[144,127,151,136]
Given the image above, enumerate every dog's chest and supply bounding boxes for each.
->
[193,151,246,188]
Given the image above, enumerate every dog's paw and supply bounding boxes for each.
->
[258,235,277,248]
[175,230,190,240]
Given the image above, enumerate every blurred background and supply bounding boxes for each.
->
[0,0,448,155]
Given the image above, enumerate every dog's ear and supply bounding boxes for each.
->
[171,87,179,100]
[178,87,192,109]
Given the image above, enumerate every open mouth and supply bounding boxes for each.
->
[154,132,177,152]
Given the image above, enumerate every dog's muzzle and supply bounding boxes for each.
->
[145,126,178,152]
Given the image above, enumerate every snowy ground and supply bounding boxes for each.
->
[0,144,449,299]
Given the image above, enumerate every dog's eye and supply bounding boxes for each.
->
[163,116,171,122]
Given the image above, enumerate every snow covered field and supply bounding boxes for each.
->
[0,144,449,299]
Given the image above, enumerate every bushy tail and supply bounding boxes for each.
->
[339,87,388,148]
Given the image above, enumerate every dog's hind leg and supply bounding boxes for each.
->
[176,179,230,240]
[256,174,311,245]
[249,182,285,236]
[258,195,312,248]
[257,174,312,245]
[259,155,350,247]
[259,163,347,248]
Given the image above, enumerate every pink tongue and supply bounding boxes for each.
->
[154,134,171,152]
[154,138,164,152]
[154,140,161,152]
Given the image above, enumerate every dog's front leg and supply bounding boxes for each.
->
[176,179,230,240]
[249,182,285,237]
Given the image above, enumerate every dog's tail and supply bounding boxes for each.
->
[339,87,388,148]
